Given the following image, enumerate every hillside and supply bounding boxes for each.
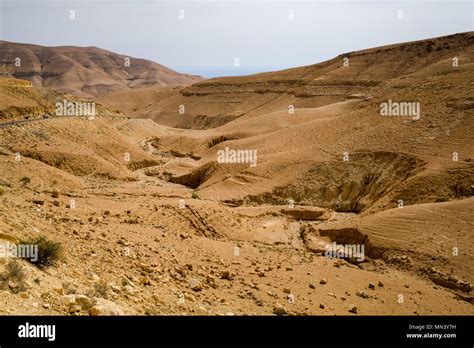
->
[111,32,473,129]
[144,32,473,210]
[0,41,203,98]
[0,76,115,120]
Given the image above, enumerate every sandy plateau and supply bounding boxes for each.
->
[0,32,473,316]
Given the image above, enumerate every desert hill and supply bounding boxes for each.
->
[108,32,473,129]
[143,32,473,212]
[0,41,203,98]
[0,33,472,316]
[0,76,115,120]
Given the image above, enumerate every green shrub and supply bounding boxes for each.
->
[191,192,200,199]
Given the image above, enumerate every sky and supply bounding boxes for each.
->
[0,0,473,77]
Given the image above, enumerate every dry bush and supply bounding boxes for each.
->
[0,260,27,293]
[21,236,62,268]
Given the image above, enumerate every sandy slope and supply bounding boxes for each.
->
[0,117,472,316]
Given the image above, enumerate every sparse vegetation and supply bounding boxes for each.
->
[20,236,62,268]
[4,261,26,282]
[207,135,237,148]
[191,191,200,199]
[0,260,27,293]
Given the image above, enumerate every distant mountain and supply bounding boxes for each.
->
[0,41,203,98]
[116,32,473,129]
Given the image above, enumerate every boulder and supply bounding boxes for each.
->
[89,298,124,316]
[76,295,94,310]
[273,303,288,316]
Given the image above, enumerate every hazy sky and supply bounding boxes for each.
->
[1,0,473,77]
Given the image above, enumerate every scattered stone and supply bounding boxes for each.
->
[356,290,370,299]
[319,303,325,309]
[273,303,288,316]
[139,276,152,286]
[368,282,376,290]
[86,272,100,282]
[349,305,358,314]
[320,277,328,285]
[123,285,135,294]
[378,281,384,288]
[68,305,82,314]
[32,199,45,205]
[189,278,203,292]
[75,295,94,310]
[184,293,196,302]
[220,270,234,280]
[89,298,124,316]
[309,281,316,289]
[283,288,291,294]
[206,274,217,289]
[139,263,153,273]
[267,291,277,298]
[52,189,59,198]
[61,294,76,306]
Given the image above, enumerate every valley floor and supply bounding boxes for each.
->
[0,117,472,316]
